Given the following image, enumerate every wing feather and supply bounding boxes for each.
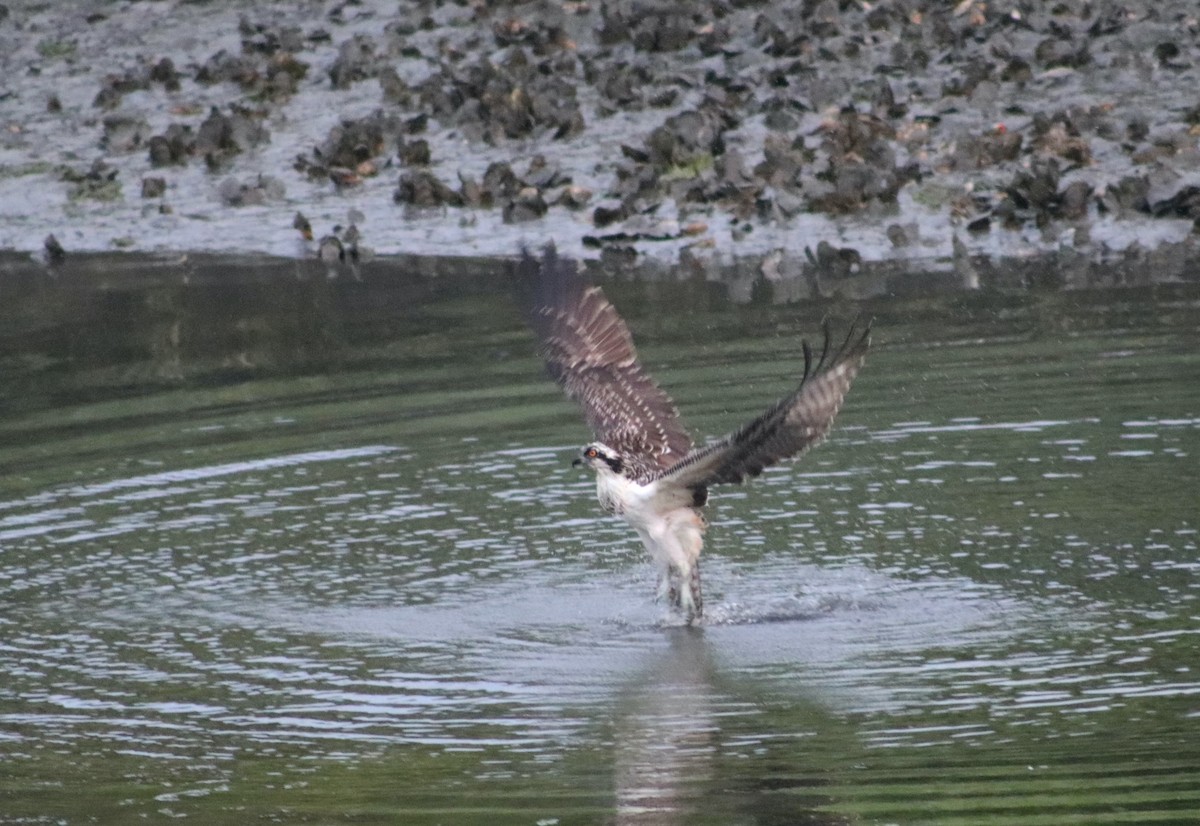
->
[518,246,693,481]
[659,320,871,491]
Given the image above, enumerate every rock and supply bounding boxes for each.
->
[805,240,861,278]
[147,124,193,167]
[196,49,260,86]
[101,113,151,153]
[149,57,181,91]
[394,170,463,207]
[194,105,271,169]
[141,177,166,198]
[379,67,410,106]
[293,211,313,241]
[523,155,570,189]
[329,34,381,88]
[592,202,627,227]
[887,223,917,247]
[297,111,403,183]
[645,108,728,173]
[502,187,548,223]
[952,126,1023,169]
[61,159,122,202]
[481,161,521,201]
[318,234,344,262]
[1032,114,1092,165]
[458,172,487,208]
[1097,175,1149,216]
[1144,168,1200,222]
[43,233,66,265]
[398,138,431,166]
[239,19,305,55]
[1000,57,1033,83]
[1003,159,1062,225]
[555,185,593,209]
[966,215,991,234]
[599,0,706,52]
[261,52,309,100]
[195,39,308,101]
[217,174,285,206]
[415,49,583,144]
[1034,37,1091,70]
[94,66,152,109]
[1059,180,1093,220]
[340,223,361,261]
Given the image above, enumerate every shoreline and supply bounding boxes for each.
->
[4,240,1200,302]
[2,0,1199,271]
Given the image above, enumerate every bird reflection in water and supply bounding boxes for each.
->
[614,629,718,823]
[612,628,852,825]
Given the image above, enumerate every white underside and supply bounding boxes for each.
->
[632,510,705,581]
[595,471,706,614]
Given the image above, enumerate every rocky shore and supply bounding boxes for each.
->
[2,0,1199,281]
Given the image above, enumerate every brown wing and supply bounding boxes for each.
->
[518,246,692,482]
[660,320,870,491]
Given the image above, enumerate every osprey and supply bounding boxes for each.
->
[519,247,871,622]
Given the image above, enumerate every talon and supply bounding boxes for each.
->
[689,563,703,619]
[657,571,676,602]
[669,562,703,621]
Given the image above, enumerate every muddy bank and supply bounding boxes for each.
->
[1,0,1199,277]
[3,239,1198,305]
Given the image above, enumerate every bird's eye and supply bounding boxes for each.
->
[585,448,598,458]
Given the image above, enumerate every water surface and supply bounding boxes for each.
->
[1,257,1199,824]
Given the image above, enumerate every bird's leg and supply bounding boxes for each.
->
[655,566,673,604]
[660,510,705,622]
[687,560,703,620]
[658,567,685,613]
[673,562,702,623]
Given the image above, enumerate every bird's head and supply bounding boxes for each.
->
[573,442,623,475]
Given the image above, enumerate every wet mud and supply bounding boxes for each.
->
[2,0,1200,279]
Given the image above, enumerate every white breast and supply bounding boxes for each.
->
[595,471,694,526]
[594,470,647,517]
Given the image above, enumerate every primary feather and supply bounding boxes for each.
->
[518,246,692,483]
[659,319,871,492]
[517,246,871,621]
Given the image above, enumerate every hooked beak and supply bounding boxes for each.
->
[571,457,583,468]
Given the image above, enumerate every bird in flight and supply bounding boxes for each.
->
[519,247,871,622]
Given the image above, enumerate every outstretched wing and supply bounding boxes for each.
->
[659,320,871,492]
[517,246,693,481]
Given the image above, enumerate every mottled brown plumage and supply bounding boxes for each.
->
[660,321,870,491]
[519,246,692,483]
[518,245,871,620]
[519,246,870,491]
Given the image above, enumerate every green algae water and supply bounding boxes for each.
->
[1,254,1198,824]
